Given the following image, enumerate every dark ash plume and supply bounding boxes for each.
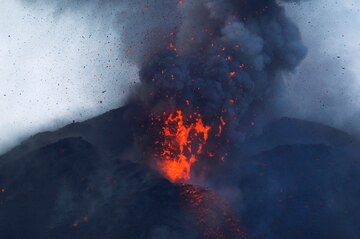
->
[128,0,307,179]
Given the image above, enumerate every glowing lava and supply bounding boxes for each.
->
[157,110,211,182]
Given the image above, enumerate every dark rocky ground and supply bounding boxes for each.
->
[0,106,359,238]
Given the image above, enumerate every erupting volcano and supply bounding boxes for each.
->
[127,0,310,237]
[4,1,358,239]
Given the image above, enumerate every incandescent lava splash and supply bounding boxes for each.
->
[157,110,211,182]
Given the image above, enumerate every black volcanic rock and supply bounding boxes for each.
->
[237,144,360,239]
[238,117,359,157]
[0,137,197,239]
[262,117,354,146]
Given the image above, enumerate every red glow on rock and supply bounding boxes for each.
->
[229,71,236,78]
[229,99,236,104]
[168,42,177,52]
[216,116,226,137]
[71,223,78,230]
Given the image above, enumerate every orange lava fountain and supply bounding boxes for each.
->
[157,110,211,182]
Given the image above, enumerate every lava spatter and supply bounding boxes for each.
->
[178,184,248,239]
[156,110,211,182]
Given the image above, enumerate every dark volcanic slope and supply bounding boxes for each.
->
[0,106,133,164]
[0,106,359,239]
[0,137,197,239]
[236,144,360,239]
[238,117,358,157]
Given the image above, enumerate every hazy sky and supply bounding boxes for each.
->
[280,0,360,134]
[0,0,359,154]
[0,0,137,153]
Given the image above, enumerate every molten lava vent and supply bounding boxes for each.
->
[145,107,227,183]
[156,110,211,182]
[145,109,248,237]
